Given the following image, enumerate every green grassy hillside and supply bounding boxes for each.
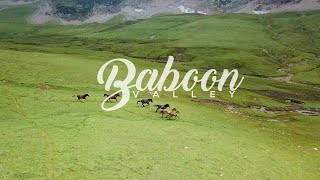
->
[0,4,319,179]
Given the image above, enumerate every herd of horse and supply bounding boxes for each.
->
[73,93,180,119]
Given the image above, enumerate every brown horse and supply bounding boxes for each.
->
[104,93,121,101]
[161,108,179,118]
[73,94,89,100]
[167,109,180,120]
[137,99,153,107]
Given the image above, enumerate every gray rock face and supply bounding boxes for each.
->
[27,0,319,22]
[47,0,243,20]
[261,0,298,5]
[48,0,125,20]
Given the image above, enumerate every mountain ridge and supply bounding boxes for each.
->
[2,0,320,24]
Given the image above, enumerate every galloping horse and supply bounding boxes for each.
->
[137,99,153,107]
[161,108,179,118]
[155,104,170,112]
[167,109,180,120]
[103,93,121,101]
[73,94,90,100]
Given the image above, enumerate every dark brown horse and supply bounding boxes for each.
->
[104,93,121,101]
[137,99,153,107]
[73,94,89,100]
[155,104,170,112]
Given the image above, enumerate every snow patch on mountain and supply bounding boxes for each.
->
[178,5,195,13]
[253,10,270,14]
[134,8,145,13]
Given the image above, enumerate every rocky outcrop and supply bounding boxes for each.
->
[25,0,320,24]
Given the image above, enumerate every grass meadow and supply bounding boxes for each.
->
[0,4,319,179]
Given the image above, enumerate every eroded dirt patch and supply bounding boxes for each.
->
[0,79,14,84]
[249,89,320,101]
[36,83,51,90]
[193,98,319,117]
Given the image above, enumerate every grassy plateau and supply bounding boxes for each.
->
[0,3,319,179]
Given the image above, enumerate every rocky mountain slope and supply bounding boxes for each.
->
[2,0,320,24]
[237,0,320,13]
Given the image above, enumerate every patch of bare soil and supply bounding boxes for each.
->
[193,98,319,116]
[261,48,288,62]
[286,99,304,104]
[192,99,241,114]
[267,119,280,122]
[0,79,14,84]
[260,48,298,83]
[272,73,294,83]
[250,89,320,101]
[251,106,286,114]
[251,105,320,116]
[296,110,320,116]
[36,83,51,90]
